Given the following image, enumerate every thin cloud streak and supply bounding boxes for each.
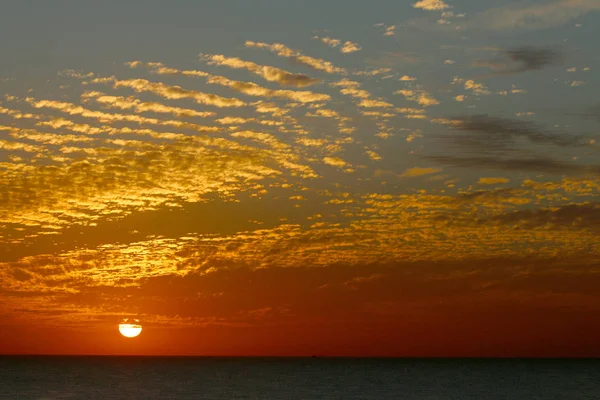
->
[426,155,600,176]
[464,0,600,31]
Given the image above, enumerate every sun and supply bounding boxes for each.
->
[118,318,142,338]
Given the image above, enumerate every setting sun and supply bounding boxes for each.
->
[118,323,142,338]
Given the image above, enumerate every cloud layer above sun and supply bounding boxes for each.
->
[0,0,599,356]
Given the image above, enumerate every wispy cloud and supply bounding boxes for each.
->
[462,0,600,31]
[314,36,362,54]
[205,75,331,103]
[24,97,221,132]
[81,92,216,118]
[426,155,600,176]
[203,54,320,87]
[245,41,347,74]
[478,177,510,185]
[395,89,439,107]
[94,76,247,108]
[401,167,442,177]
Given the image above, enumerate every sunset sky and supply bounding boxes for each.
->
[1,0,599,357]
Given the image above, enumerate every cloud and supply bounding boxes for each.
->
[399,75,417,81]
[308,108,340,119]
[24,97,221,133]
[332,80,371,99]
[441,115,588,151]
[95,77,247,108]
[122,61,328,103]
[0,136,294,237]
[486,203,600,231]
[395,89,439,107]
[366,150,382,161]
[0,138,46,153]
[318,37,341,48]
[8,129,95,145]
[203,55,320,87]
[478,177,510,185]
[464,80,490,95]
[323,157,348,168]
[314,37,361,54]
[475,46,563,75]
[401,167,442,177]
[358,99,394,108]
[463,0,600,31]
[413,0,450,11]
[406,130,424,142]
[205,75,330,103]
[352,68,392,76]
[245,41,347,74]
[5,29,600,343]
[0,106,43,121]
[341,41,362,54]
[426,155,600,176]
[230,130,289,150]
[81,92,216,118]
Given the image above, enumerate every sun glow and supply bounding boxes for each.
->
[118,323,142,338]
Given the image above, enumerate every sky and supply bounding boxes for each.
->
[1,0,599,357]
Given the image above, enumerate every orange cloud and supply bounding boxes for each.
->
[245,41,347,74]
[401,167,442,177]
[204,54,320,87]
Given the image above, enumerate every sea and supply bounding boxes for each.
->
[1,357,599,399]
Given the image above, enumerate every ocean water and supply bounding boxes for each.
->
[1,357,599,399]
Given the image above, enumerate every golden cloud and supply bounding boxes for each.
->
[478,177,511,185]
[245,41,347,74]
[100,77,247,108]
[401,167,442,177]
[204,54,320,87]
[395,89,439,106]
[205,75,330,103]
[413,0,450,11]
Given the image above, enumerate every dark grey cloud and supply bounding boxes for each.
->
[439,115,587,152]
[426,155,600,176]
[485,203,600,231]
[505,46,563,72]
[475,46,563,75]
[427,114,598,175]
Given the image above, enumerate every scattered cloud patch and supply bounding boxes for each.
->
[413,0,450,11]
[402,167,442,177]
[245,41,347,74]
[463,0,600,31]
[204,54,320,87]
[478,177,510,185]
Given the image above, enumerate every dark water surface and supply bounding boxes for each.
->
[1,356,599,399]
